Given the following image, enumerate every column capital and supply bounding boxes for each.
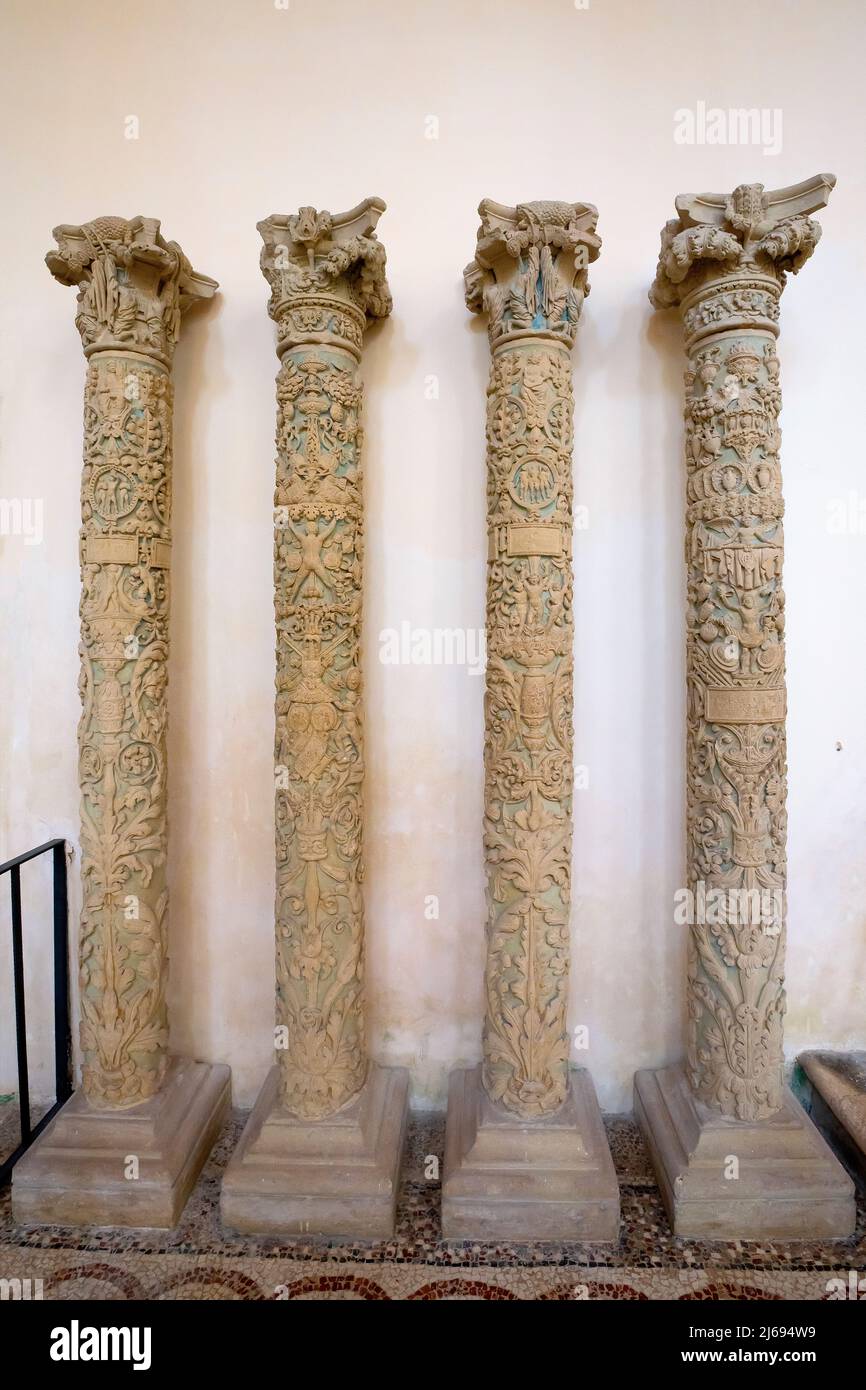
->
[46,216,217,367]
[650,174,836,323]
[258,197,391,359]
[464,198,601,348]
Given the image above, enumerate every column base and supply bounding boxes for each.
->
[11,1056,231,1229]
[795,1050,866,1186]
[220,1063,409,1238]
[442,1065,620,1241]
[634,1062,856,1239]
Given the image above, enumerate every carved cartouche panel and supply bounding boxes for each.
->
[49,217,216,1108]
[467,200,600,1119]
[651,177,834,1121]
[260,201,390,1120]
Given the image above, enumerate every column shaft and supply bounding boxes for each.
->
[273,334,367,1119]
[682,307,786,1121]
[78,349,173,1106]
[482,334,575,1118]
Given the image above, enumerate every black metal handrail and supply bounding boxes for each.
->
[0,838,71,1186]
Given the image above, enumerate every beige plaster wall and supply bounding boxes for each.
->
[1,0,864,1110]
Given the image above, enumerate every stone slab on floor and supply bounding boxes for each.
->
[795,1050,866,1187]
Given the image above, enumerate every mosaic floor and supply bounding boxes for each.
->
[1,1109,863,1300]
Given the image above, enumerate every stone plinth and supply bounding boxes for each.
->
[635,1064,854,1239]
[14,1058,230,1229]
[221,1064,408,1238]
[443,1066,618,1241]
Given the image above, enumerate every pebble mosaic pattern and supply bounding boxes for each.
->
[1,1110,863,1300]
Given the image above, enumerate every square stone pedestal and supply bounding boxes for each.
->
[795,1050,866,1186]
[442,1065,620,1241]
[634,1062,856,1239]
[220,1062,409,1238]
[11,1056,231,1229]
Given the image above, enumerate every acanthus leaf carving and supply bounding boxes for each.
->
[650,175,835,311]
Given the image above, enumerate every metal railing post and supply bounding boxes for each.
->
[0,838,70,1185]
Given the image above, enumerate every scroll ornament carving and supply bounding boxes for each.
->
[467,201,599,1119]
[261,203,389,1120]
[651,180,834,1121]
[48,218,216,1109]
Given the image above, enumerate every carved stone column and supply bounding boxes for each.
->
[442,200,619,1240]
[635,177,854,1238]
[13,217,230,1228]
[221,199,408,1237]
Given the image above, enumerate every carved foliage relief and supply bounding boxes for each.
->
[468,201,600,1119]
[77,356,172,1108]
[273,347,367,1119]
[651,180,834,1121]
[684,332,787,1121]
[483,343,575,1118]
[49,218,215,1109]
[261,203,390,1120]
